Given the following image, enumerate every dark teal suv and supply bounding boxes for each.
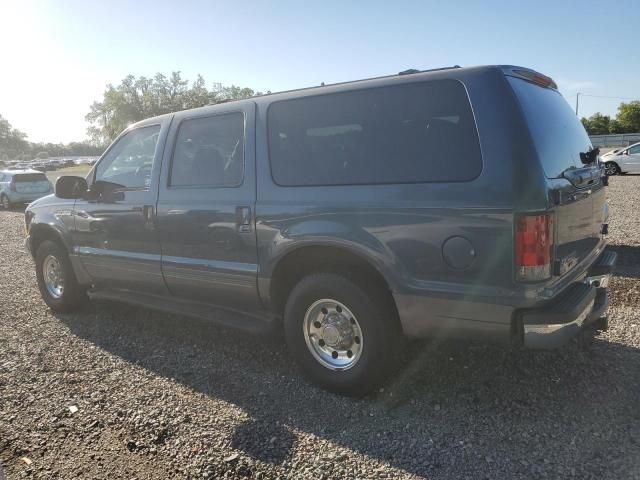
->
[25,65,616,395]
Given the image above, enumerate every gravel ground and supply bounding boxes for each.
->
[1,177,639,479]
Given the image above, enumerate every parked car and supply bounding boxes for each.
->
[24,65,616,395]
[0,170,53,209]
[601,142,640,175]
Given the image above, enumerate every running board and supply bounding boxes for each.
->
[87,289,277,335]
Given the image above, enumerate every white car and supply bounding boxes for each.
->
[601,142,640,175]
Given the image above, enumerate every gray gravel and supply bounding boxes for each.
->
[1,177,640,479]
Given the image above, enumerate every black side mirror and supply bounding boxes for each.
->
[55,175,88,199]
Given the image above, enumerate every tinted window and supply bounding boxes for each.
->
[508,77,592,178]
[268,80,482,186]
[170,113,244,187]
[628,144,640,155]
[15,173,48,182]
[95,125,160,189]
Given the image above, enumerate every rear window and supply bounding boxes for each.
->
[15,173,48,183]
[268,79,482,186]
[507,76,592,178]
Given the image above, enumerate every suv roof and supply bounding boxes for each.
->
[129,65,555,130]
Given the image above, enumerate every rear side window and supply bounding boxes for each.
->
[268,80,482,186]
[15,173,48,182]
[170,112,244,188]
[507,76,592,178]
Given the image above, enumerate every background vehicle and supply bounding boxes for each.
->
[601,142,640,175]
[24,65,615,395]
[0,169,53,209]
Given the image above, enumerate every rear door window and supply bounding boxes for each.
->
[169,112,244,188]
[507,76,592,178]
[268,79,482,186]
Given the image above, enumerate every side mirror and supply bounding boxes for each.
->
[55,175,88,199]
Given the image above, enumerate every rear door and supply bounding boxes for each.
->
[156,102,261,311]
[623,144,640,173]
[508,76,603,276]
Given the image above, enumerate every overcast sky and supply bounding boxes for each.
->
[1,0,638,143]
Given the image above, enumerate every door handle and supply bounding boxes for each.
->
[236,206,252,233]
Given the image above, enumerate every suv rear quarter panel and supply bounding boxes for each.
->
[254,67,548,337]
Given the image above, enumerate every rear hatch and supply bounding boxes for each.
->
[507,73,604,278]
[14,173,51,194]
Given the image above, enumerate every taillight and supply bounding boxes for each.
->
[511,68,558,89]
[515,214,553,282]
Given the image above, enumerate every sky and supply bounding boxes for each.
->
[1,0,639,144]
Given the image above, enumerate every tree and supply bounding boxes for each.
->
[36,151,49,159]
[86,72,263,144]
[581,113,611,135]
[608,119,625,134]
[616,101,640,133]
[0,114,29,158]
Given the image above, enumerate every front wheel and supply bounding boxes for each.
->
[284,273,403,396]
[604,162,620,176]
[35,240,87,312]
[1,194,11,210]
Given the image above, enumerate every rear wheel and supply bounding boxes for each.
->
[1,194,11,210]
[604,162,620,176]
[35,240,87,312]
[283,273,403,396]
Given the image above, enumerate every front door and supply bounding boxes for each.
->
[156,102,260,311]
[72,120,171,294]
[622,144,640,173]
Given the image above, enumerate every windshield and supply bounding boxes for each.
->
[508,76,593,178]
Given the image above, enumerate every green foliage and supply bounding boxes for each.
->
[86,71,264,144]
[581,113,612,135]
[581,101,640,135]
[0,114,29,158]
[616,101,640,133]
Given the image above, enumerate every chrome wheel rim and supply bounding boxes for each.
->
[1,196,8,209]
[303,299,363,370]
[43,255,64,299]
[605,163,617,176]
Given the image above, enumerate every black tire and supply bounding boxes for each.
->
[1,194,11,210]
[284,273,403,396]
[604,162,620,176]
[35,240,87,312]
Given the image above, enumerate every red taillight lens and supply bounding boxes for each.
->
[512,69,558,89]
[515,214,553,281]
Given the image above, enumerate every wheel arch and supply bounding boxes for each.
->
[29,223,72,257]
[266,243,401,322]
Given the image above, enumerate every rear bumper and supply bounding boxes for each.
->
[518,249,617,349]
[8,192,51,204]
